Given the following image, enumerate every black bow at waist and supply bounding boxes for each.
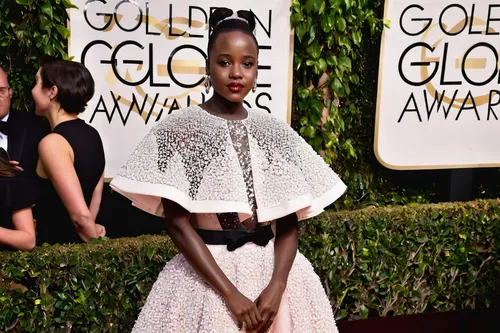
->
[195,225,274,251]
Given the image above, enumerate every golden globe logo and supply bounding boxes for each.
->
[396,4,500,123]
[375,1,500,170]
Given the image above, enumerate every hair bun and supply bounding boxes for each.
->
[209,8,234,28]
[236,10,256,31]
[210,8,256,31]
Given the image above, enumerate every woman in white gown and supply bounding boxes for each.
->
[110,7,346,333]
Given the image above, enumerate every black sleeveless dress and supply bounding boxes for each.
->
[35,119,105,245]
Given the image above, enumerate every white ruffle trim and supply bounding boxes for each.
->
[110,176,347,222]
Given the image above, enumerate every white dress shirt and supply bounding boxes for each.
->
[0,111,9,152]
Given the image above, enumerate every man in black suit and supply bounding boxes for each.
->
[0,66,49,177]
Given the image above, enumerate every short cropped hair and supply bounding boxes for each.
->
[40,59,95,115]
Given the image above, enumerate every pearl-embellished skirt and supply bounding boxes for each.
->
[131,242,339,332]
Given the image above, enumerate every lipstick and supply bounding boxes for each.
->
[227,82,244,93]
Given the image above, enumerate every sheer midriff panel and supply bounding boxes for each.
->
[189,213,274,232]
[190,213,223,230]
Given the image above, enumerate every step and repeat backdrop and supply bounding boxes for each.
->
[376,0,500,170]
[69,0,293,179]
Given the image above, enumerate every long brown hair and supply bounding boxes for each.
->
[0,148,15,177]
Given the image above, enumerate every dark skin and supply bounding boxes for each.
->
[164,30,299,333]
[256,213,298,332]
[201,30,257,120]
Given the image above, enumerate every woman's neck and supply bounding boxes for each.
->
[46,108,78,130]
[202,93,247,120]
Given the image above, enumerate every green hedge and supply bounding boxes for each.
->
[1,200,499,331]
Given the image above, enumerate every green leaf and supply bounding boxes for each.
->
[332,78,344,96]
[40,15,52,30]
[305,0,323,14]
[299,99,310,111]
[326,34,335,49]
[319,0,326,15]
[307,25,316,46]
[296,22,308,42]
[318,58,327,72]
[305,125,316,138]
[313,136,322,147]
[326,55,337,66]
[337,35,351,49]
[294,53,304,70]
[13,99,21,110]
[55,25,70,39]
[336,17,347,32]
[352,30,362,46]
[310,98,324,115]
[311,113,321,126]
[417,232,429,243]
[298,86,310,99]
[62,0,79,9]
[299,126,307,136]
[338,55,351,69]
[300,116,309,126]
[306,41,322,60]
[15,0,30,5]
[290,12,303,25]
[336,309,348,320]
[321,13,335,33]
[344,83,351,95]
[41,3,53,20]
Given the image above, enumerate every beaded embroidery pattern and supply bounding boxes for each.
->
[217,120,258,230]
[113,105,345,222]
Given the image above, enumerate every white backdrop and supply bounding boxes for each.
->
[69,0,293,178]
[376,0,500,169]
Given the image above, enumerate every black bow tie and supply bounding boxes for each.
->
[0,121,8,135]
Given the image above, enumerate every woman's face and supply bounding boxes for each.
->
[31,69,53,116]
[208,30,258,103]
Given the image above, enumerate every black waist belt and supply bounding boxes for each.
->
[195,225,274,251]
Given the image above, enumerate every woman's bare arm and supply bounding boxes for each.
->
[38,134,98,242]
[89,173,104,220]
[162,198,262,330]
[0,207,36,250]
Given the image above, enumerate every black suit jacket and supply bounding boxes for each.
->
[0,111,50,231]
[6,111,50,177]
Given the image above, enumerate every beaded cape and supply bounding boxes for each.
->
[110,105,346,222]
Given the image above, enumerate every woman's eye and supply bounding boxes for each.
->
[219,60,230,66]
[243,62,254,67]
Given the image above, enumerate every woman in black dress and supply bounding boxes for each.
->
[32,59,106,245]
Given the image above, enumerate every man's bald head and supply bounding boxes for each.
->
[0,66,13,119]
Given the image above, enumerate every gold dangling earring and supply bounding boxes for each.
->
[205,74,211,94]
[252,81,257,93]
